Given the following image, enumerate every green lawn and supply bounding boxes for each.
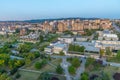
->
[86,66,120,80]
[23,58,62,73]
[17,70,66,80]
[103,66,120,80]
[16,70,40,80]
[16,58,63,80]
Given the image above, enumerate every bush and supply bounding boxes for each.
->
[59,51,65,56]
[34,59,47,69]
[10,68,18,75]
[0,69,6,74]
[56,65,63,74]
[35,62,42,69]
[15,73,21,79]
[68,66,76,75]
[71,58,80,68]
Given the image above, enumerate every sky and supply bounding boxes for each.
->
[0,0,120,21]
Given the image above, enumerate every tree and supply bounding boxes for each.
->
[27,53,35,60]
[68,44,85,53]
[18,44,32,53]
[0,54,10,66]
[34,62,42,69]
[47,55,51,61]
[79,46,85,52]
[56,65,63,74]
[59,51,65,56]
[116,50,120,60]
[106,47,112,56]
[34,52,40,58]
[71,58,80,68]
[15,73,21,79]
[63,30,74,35]
[68,44,74,51]
[0,60,4,67]
[15,28,20,33]
[25,58,31,66]
[85,58,95,67]
[100,49,105,57]
[81,72,89,80]
[68,66,76,75]
[38,72,51,80]
[40,35,44,43]
[0,74,12,80]
[34,59,47,69]
[101,72,110,80]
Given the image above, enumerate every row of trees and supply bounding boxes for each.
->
[18,44,32,53]
[63,30,74,35]
[0,53,25,77]
[100,47,112,57]
[107,50,120,63]
[68,44,85,53]
[0,54,24,69]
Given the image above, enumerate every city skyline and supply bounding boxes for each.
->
[0,0,120,20]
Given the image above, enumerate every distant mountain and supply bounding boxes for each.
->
[0,17,100,23]
[23,17,99,23]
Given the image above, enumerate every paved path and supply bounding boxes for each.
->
[61,57,71,80]
[19,68,65,77]
[74,57,86,80]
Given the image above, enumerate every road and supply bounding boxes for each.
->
[107,62,120,67]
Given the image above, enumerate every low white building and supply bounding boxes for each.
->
[0,31,6,35]
[53,43,68,54]
[58,35,74,44]
[94,40,120,50]
[44,46,53,54]
[103,34,118,41]
[97,30,119,41]
[75,36,88,42]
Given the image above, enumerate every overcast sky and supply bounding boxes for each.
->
[0,0,120,20]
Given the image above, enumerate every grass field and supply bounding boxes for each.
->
[103,66,120,80]
[87,66,120,80]
[24,58,62,73]
[16,70,66,80]
[16,70,40,80]
[15,58,63,80]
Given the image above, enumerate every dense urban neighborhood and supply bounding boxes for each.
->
[0,18,120,80]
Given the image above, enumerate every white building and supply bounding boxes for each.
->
[53,43,68,54]
[58,35,74,44]
[44,46,53,54]
[97,30,119,41]
[94,40,120,50]
[75,36,88,42]
[103,34,118,41]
